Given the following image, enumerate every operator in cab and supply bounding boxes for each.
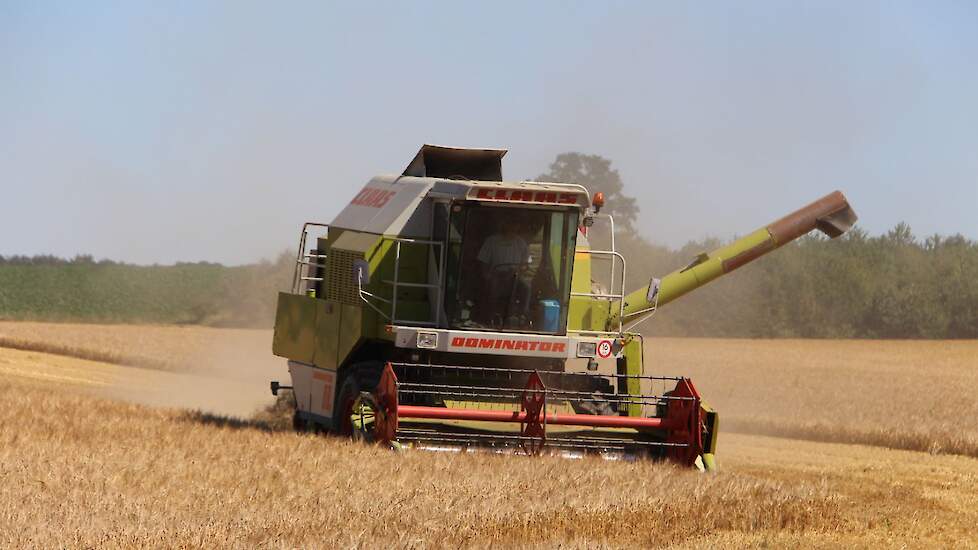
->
[476,218,532,328]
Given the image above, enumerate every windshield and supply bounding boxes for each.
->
[445,204,578,334]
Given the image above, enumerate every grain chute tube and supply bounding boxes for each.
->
[613,190,858,327]
[270,144,858,470]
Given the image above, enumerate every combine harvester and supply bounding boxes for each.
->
[271,145,857,469]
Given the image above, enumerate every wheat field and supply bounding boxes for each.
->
[2,323,978,547]
[3,361,977,548]
[649,338,978,457]
[0,321,272,372]
[5,322,976,458]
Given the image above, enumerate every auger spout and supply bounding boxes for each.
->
[614,190,857,326]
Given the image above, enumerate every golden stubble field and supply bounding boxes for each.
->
[4,321,976,458]
[0,321,283,417]
[1,322,977,547]
[649,338,978,457]
[0,321,273,372]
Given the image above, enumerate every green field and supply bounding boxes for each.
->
[0,259,290,327]
[3,223,977,338]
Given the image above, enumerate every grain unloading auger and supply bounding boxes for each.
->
[270,145,857,469]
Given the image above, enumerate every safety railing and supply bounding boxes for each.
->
[359,236,445,327]
[291,222,329,295]
[592,213,618,289]
[569,249,627,334]
[568,213,627,334]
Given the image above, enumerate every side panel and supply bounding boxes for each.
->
[338,303,363,366]
[289,360,314,415]
[313,300,341,370]
[329,176,434,237]
[272,292,317,363]
[289,361,337,423]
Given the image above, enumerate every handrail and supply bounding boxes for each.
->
[358,272,392,319]
[292,222,329,294]
[569,249,627,334]
[290,224,446,327]
[367,235,446,327]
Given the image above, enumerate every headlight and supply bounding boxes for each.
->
[577,342,597,358]
[416,331,438,349]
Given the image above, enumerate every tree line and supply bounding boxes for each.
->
[614,224,978,338]
[0,253,294,327]
[2,225,975,338]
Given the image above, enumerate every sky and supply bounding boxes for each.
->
[2,1,976,265]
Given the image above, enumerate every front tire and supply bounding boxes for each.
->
[332,361,383,437]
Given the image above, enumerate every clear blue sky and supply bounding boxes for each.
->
[2,1,976,264]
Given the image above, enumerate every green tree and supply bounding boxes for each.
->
[537,153,639,230]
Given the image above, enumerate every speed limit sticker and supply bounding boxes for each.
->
[596,340,613,358]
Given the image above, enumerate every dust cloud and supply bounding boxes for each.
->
[96,329,287,419]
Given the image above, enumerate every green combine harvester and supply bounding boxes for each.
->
[270,145,857,469]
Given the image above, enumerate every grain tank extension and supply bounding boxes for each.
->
[270,145,857,469]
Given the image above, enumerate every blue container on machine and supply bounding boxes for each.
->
[539,299,561,332]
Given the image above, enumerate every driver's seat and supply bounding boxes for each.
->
[479,267,530,328]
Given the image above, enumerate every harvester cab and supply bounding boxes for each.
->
[271,144,857,468]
